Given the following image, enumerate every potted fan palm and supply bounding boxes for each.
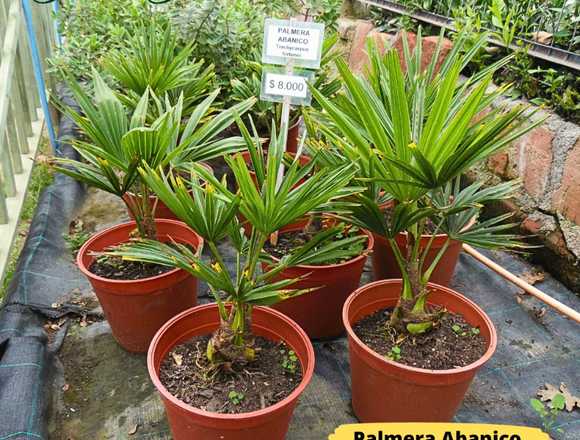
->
[102,22,253,220]
[53,71,253,352]
[108,122,359,439]
[103,22,215,119]
[311,31,544,422]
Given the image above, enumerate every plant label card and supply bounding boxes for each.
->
[260,69,314,106]
[262,19,325,69]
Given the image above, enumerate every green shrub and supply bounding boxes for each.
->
[49,0,170,80]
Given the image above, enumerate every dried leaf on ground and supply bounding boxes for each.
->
[128,424,139,435]
[537,383,580,412]
[172,353,183,366]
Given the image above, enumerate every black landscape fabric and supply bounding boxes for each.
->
[0,89,579,440]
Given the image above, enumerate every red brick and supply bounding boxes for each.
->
[391,31,417,72]
[553,140,580,224]
[348,21,375,73]
[488,152,509,176]
[516,127,554,199]
[421,35,453,75]
[522,216,542,235]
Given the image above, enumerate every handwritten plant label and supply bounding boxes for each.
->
[262,19,325,69]
[260,69,314,105]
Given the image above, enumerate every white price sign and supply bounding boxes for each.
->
[260,71,314,105]
[262,19,325,69]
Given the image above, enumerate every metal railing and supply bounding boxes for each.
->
[0,0,57,279]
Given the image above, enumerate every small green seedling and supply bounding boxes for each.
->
[530,394,565,435]
[452,324,467,336]
[471,327,480,335]
[228,390,245,405]
[387,346,402,361]
[281,349,299,374]
[63,231,91,255]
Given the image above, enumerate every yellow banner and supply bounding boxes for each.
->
[329,423,549,440]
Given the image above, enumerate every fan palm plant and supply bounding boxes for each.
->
[310,30,544,334]
[53,70,254,240]
[103,22,215,119]
[107,121,360,366]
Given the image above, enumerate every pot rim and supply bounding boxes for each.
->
[147,303,315,421]
[77,219,202,285]
[267,225,374,270]
[342,279,497,376]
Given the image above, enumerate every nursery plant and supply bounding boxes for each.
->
[103,23,215,118]
[105,122,360,438]
[312,30,542,333]
[110,121,359,364]
[55,71,254,237]
[52,71,253,352]
[310,30,544,422]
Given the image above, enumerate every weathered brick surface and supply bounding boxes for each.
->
[347,20,375,73]
[391,31,417,71]
[421,35,453,74]
[488,152,509,177]
[516,127,554,200]
[553,140,580,223]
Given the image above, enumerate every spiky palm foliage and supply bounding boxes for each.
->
[103,23,215,118]
[107,121,360,366]
[53,70,254,239]
[311,30,545,334]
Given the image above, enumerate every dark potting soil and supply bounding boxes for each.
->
[89,256,173,281]
[353,308,487,370]
[264,226,367,265]
[159,335,302,414]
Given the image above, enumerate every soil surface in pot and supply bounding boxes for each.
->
[353,309,486,370]
[88,243,193,281]
[89,257,173,281]
[159,335,302,414]
[264,221,366,265]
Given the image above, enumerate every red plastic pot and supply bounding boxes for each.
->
[372,232,464,286]
[286,119,301,154]
[343,279,497,422]
[77,220,203,352]
[264,223,374,340]
[125,163,213,221]
[372,200,474,286]
[262,119,301,153]
[148,304,315,440]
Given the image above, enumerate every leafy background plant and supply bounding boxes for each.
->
[370,0,579,123]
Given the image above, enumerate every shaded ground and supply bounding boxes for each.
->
[42,187,580,440]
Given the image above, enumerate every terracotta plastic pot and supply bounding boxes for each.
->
[372,200,474,286]
[125,163,213,221]
[264,223,374,340]
[372,232,464,286]
[286,119,301,154]
[262,119,301,153]
[148,304,315,440]
[77,220,202,352]
[343,279,497,422]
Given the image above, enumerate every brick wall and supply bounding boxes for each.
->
[337,19,580,291]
